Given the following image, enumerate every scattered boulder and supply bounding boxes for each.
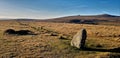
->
[71,28,87,49]
[15,30,34,35]
[59,35,68,40]
[50,32,58,36]
[4,29,35,35]
[4,29,16,35]
[58,34,70,40]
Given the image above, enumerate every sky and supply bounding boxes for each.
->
[0,0,120,19]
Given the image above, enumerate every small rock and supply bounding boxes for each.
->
[50,32,58,36]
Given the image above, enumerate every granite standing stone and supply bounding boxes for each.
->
[71,29,87,49]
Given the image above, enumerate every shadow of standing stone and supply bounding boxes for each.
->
[71,28,87,49]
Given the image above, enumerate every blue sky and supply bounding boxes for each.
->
[0,0,120,19]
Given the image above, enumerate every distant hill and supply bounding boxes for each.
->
[92,14,119,17]
[41,14,120,25]
[0,14,120,25]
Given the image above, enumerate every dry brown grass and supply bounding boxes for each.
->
[0,21,120,58]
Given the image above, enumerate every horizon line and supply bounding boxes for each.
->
[0,13,120,20]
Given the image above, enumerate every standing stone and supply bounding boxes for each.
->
[71,28,87,49]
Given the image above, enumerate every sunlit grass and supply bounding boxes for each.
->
[0,21,120,58]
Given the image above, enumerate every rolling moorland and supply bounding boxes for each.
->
[0,14,120,58]
[42,14,120,26]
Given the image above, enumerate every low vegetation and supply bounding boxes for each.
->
[0,21,120,58]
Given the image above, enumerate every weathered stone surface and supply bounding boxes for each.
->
[71,28,87,49]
